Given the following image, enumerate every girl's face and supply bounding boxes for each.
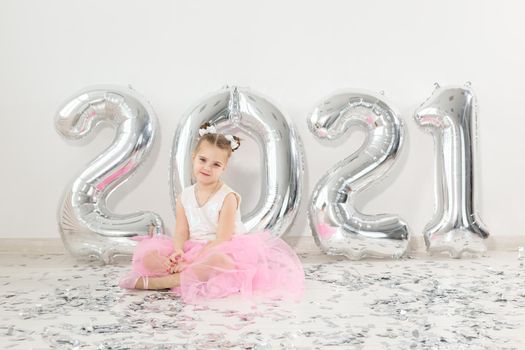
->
[192,141,229,186]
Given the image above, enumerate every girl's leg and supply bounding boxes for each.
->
[142,250,172,274]
[135,273,180,290]
[187,252,236,281]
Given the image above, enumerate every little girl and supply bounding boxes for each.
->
[119,123,305,304]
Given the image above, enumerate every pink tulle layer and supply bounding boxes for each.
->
[126,231,305,304]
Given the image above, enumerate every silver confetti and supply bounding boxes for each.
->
[0,252,524,349]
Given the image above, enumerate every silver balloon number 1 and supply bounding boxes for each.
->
[308,90,410,260]
[415,83,489,258]
[55,86,164,264]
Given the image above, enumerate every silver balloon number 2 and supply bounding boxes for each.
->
[308,90,410,260]
[415,83,489,258]
[55,86,164,264]
[170,86,303,237]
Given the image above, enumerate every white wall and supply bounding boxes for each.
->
[1,0,524,239]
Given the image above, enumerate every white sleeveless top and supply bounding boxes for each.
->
[180,183,247,241]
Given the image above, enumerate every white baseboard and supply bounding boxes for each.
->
[1,234,524,256]
[286,234,525,253]
[0,238,67,255]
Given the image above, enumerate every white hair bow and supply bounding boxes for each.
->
[225,134,240,150]
[198,125,217,137]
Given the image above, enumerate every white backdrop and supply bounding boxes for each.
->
[1,0,524,240]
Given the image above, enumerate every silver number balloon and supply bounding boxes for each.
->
[414,83,489,258]
[55,85,165,263]
[308,90,410,260]
[170,86,303,237]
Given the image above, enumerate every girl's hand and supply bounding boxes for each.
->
[165,248,185,273]
[166,259,186,273]
[169,261,186,273]
[169,248,184,263]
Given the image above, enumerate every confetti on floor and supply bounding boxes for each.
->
[0,251,524,349]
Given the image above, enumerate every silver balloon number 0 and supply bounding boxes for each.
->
[55,86,164,264]
[415,83,489,258]
[308,90,410,260]
[170,86,303,237]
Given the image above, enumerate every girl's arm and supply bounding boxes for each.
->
[197,193,238,255]
[173,196,189,250]
[166,198,190,273]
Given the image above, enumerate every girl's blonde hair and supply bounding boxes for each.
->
[195,122,241,157]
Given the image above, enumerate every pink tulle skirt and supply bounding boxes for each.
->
[126,231,305,304]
